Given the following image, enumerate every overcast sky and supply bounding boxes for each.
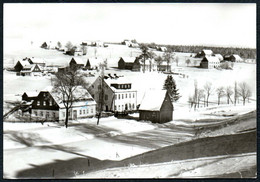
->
[4,3,256,48]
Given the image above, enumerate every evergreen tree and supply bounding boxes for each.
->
[163,75,181,102]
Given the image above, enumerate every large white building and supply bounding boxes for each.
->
[88,76,137,113]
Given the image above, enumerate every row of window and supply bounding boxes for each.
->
[34,110,56,118]
[62,108,95,117]
[114,103,135,111]
[115,93,135,100]
[37,100,53,106]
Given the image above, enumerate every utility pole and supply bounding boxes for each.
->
[97,63,105,125]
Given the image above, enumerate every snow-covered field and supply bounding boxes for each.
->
[76,153,256,178]
[3,42,257,179]
[3,103,256,178]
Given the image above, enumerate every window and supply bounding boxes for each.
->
[91,108,93,113]
[132,104,135,109]
[105,94,108,100]
[34,111,37,116]
[63,112,65,117]
[37,101,40,106]
[129,93,131,98]
[43,101,46,106]
[80,110,82,115]
[125,93,127,99]
[118,94,120,100]
[83,110,85,114]
[53,112,56,118]
[114,105,117,111]
[122,94,124,99]
[43,93,46,97]
[49,100,52,106]
[40,111,43,116]
[87,109,89,114]
[122,105,124,110]
[46,112,49,118]
[133,93,135,98]
[69,111,71,116]
[129,103,131,110]
[115,94,117,100]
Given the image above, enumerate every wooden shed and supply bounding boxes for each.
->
[118,57,141,71]
[139,90,173,123]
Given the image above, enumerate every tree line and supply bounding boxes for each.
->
[189,80,252,110]
[144,43,256,59]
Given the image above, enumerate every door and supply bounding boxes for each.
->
[73,110,77,120]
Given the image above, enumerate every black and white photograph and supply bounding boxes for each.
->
[3,3,257,179]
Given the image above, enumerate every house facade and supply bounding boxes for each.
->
[139,90,173,123]
[20,64,43,76]
[200,56,220,69]
[118,57,141,71]
[88,76,137,112]
[69,57,86,69]
[22,86,96,121]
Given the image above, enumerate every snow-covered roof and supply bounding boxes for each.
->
[71,57,85,65]
[29,58,45,64]
[24,91,39,97]
[41,86,96,108]
[232,54,242,60]
[204,56,220,63]
[160,47,167,51]
[202,49,213,55]
[17,60,31,67]
[139,90,167,111]
[120,57,136,63]
[20,64,43,72]
[214,54,223,61]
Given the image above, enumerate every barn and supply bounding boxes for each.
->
[200,56,220,69]
[139,90,173,123]
[69,57,86,69]
[118,57,141,71]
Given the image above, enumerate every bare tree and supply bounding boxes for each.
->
[163,51,175,72]
[139,45,154,73]
[193,80,198,110]
[216,86,225,105]
[52,68,88,128]
[185,58,191,67]
[238,82,252,105]
[225,86,233,104]
[234,81,239,106]
[65,41,73,50]
[204,82,213,107]
[197,89,204,108]
[154,56,163,71]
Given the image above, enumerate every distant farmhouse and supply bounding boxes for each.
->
[224,54,243,62]
[118,57,157,72]
[200,56,220,69]
[156,46,167,52]
[118,57,141,71]
[69,57,86,69]
[86,58,105,70]
[122,40,139,48]
[195,49,213,58]
[139,90,173,123]
[88,76,137,113]
[81,40,104,47]
[14,57,46,76]
[22,86,96,121]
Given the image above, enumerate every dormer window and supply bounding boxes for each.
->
[37,101,40,106]
[49,100,52,106]
[43,101,46,106]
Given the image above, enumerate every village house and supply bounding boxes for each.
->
[139,90,173,123]
[158,46,167,52]
[88,76,137,113]
[14,59,31,72]
[22,86,96,121]
[140,58,158,72]
[28,57,46,67]
[224,54,243,62]
[200,56,220,69]
[69,57,86,69]
[20,64,43,76]
[85,58,105,70]
[157,62,171,71]
[118,57,141,71]
[195,49,213,58]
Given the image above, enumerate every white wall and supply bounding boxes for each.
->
[114,91,137,112]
